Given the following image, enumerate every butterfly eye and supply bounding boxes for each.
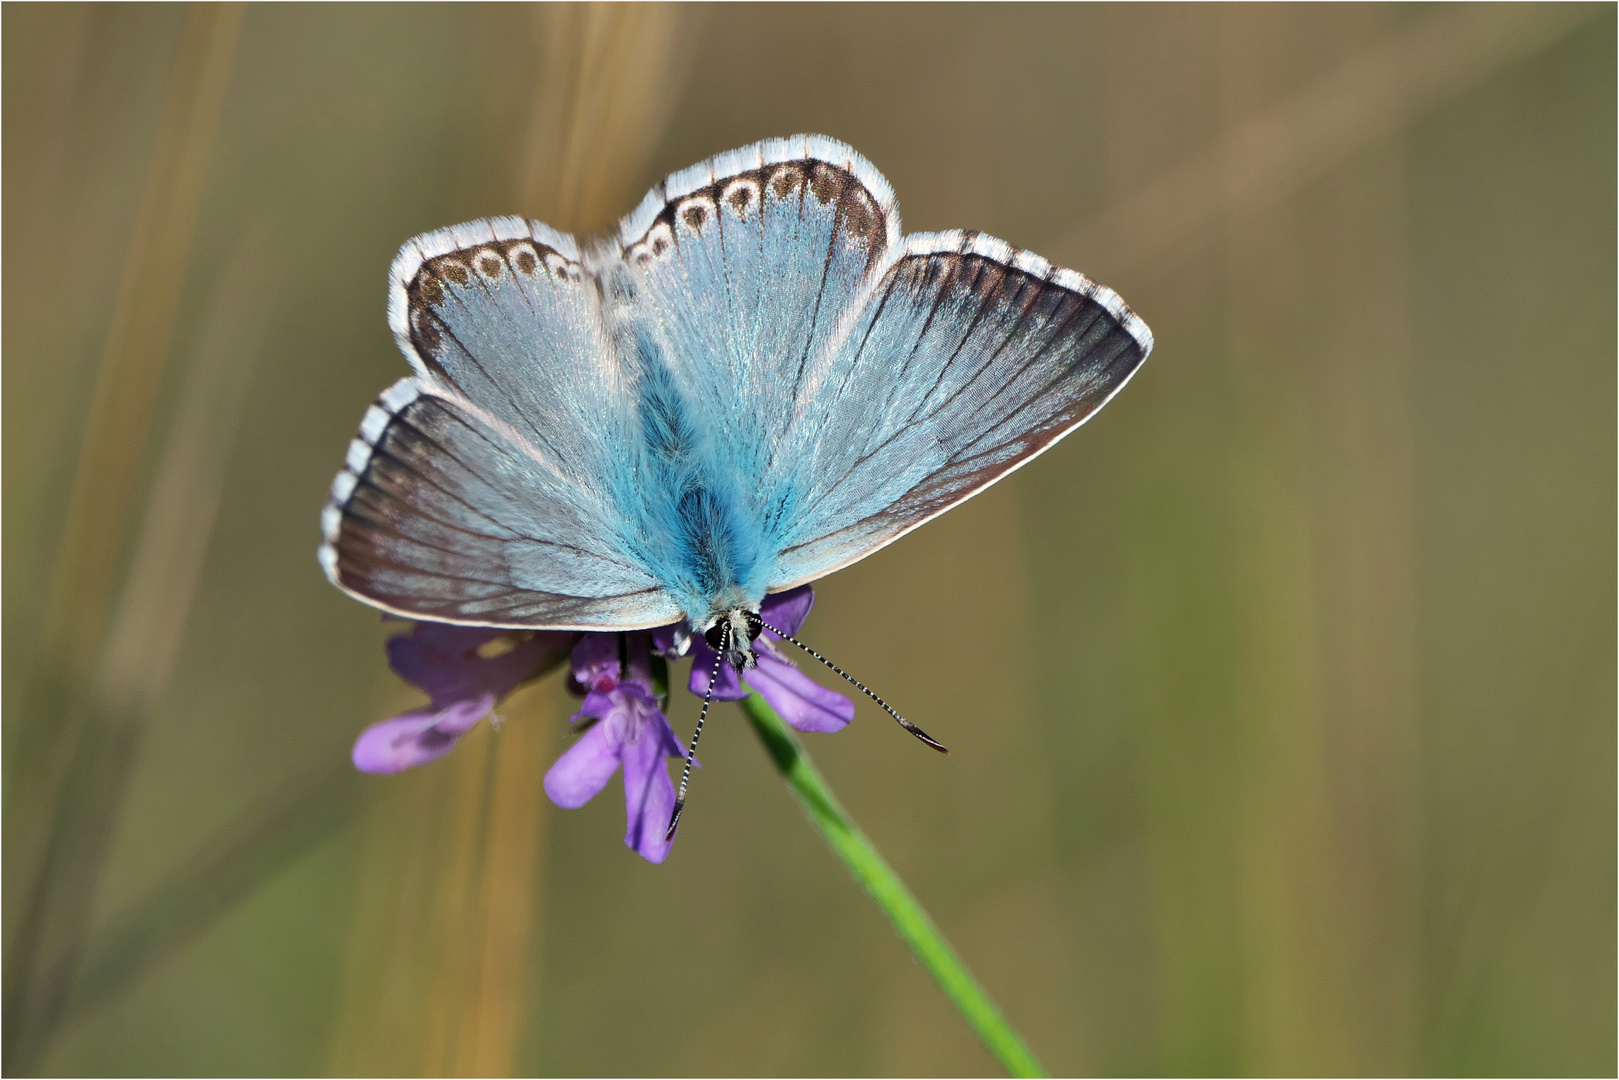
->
[704,623,727,650]
[745,612,764,640]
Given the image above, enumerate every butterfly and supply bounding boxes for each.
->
[320,135,1151,688]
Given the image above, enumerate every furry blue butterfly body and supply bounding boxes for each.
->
[320,136,1152,657]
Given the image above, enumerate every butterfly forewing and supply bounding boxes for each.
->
[769,231,1151,588]
[612,136,900,489]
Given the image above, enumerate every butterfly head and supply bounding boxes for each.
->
[703,608,763,669]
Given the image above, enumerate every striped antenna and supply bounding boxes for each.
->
[760,621,948,753]
[666,623,727,841]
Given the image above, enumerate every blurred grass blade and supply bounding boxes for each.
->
[36,1,244,683]
[518,2,687,233]
[5,1,244,923]
[330,7,694,1076]
[42,233,281,1042]
[741,694,1049,1079]
[97,231,277,720]
[0,6,249,1055]
[5,225,271,1067]
[62,760,360,1026]
[1058,2,1605,276]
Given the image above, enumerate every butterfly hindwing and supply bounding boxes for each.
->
[769,231,1152,587]
[321,379,680,628]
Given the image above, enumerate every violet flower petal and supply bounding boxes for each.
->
[386,623,501,691]
[687,641,750,700]
[352,693,494,774]
[744,653,855,733]
[570,633,621,693]
[650,621,691,658]
[543,718,622,809]
[388,623,573,707]
[619,712,679,863]
[571,688,618,726]
[759,585,815,638]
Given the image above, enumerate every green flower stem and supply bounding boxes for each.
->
[740,693,1048,1078]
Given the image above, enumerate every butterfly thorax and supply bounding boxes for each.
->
[610,309,776,634]
[703,608,765,669]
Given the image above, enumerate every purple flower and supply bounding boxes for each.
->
[543,632,687,863]
[351,622,573,774]
[542,588,852,863]
[669,586,855,735]
[352,586,855,864]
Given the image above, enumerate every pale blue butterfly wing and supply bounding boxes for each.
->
[319,218,682,629]
[322,138,1151,630]
[612,136,898,473]
[607,137,1151,599]
[601,135,901,615]
[768,230,1152,587]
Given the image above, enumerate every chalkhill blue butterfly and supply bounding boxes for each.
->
[321,135,1151,834]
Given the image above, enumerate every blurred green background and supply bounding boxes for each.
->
[4,3,1613,1075]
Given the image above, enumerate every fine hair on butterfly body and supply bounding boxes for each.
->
[320,135,1152,819]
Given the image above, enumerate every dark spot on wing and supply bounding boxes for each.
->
[624,159,891,275]
[405,236,585,376]
[413,239,582,306]
[923,254,959,289]
[838,189,875,239]
[726,181,756,215]
[807,162,844,204]
[771,164,804,198]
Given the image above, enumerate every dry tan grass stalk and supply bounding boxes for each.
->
[41,3,244,679]
[96,231,276,720]
[2,7,244,1071]
[330,7,692,1076]
[1058,3,1604,280]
